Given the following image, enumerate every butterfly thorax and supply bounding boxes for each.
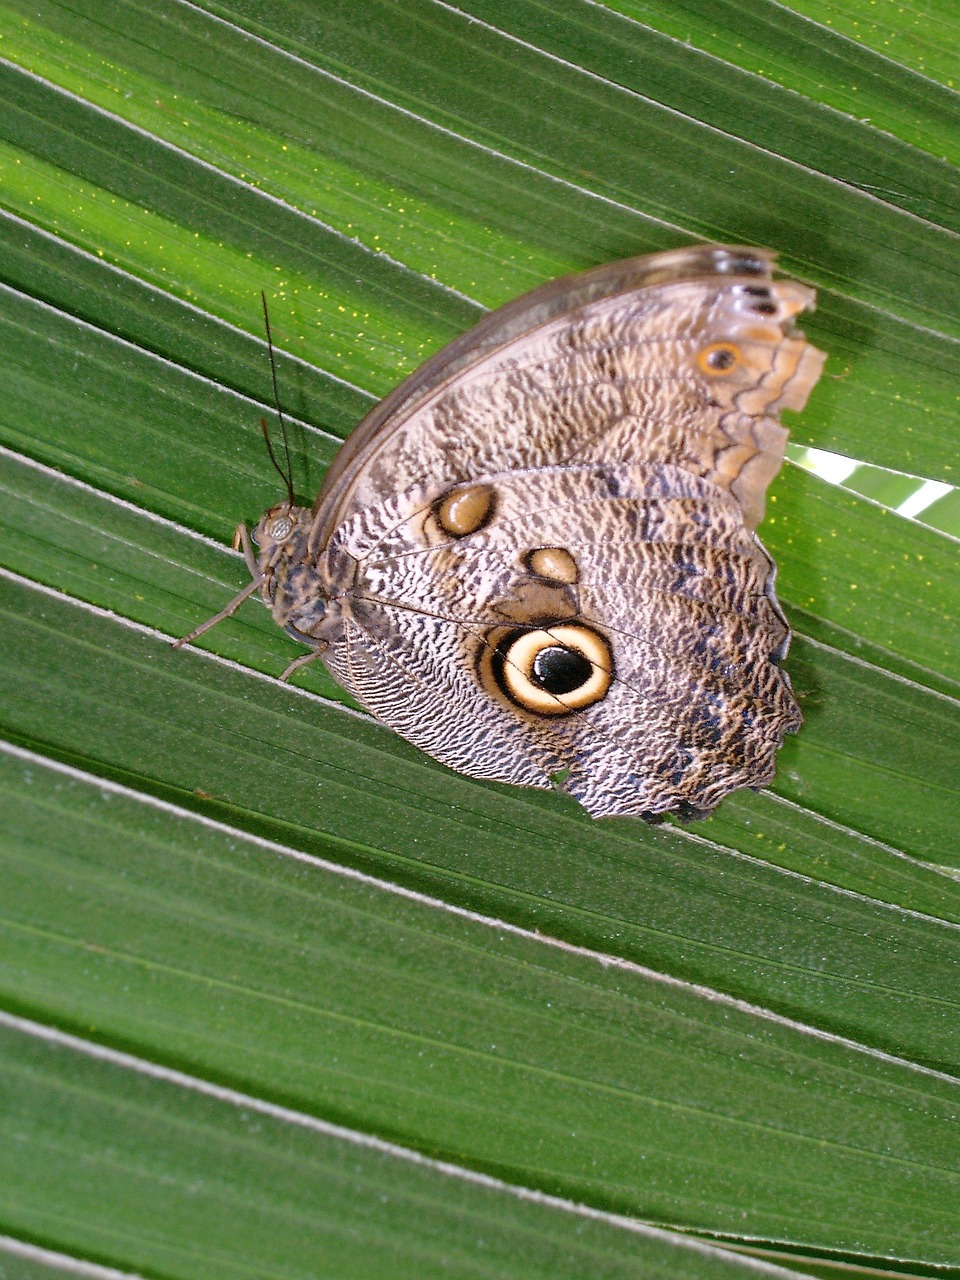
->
[253,502,346,646]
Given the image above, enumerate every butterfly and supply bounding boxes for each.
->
[177,245,825,821]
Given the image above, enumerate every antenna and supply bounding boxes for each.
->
[260,290,295,506]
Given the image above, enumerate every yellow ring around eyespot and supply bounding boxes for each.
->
[696,342,740,376]
[502,625,612,715]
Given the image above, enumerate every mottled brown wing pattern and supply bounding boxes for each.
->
[312,246,824,540]
[320,462,800,818]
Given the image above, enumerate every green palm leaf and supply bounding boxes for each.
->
[1,1,958,1274]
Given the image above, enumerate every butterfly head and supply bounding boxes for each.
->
[251,500,309,563]
[249,500,339,645]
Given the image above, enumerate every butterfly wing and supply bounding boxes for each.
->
[312,245,824,542]
[320,462,800,818]
[306,244,823,818]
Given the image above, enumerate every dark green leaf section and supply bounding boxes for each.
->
[767,637,960,863]
[704,784,960,920]
[0,1024,804,1280]
[4,577,959,1070]
[0,281,342,540]
[1,755,959,1262]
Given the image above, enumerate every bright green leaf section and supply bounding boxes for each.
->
[784,0,960,91]
[920,486,960,538]
[837,466,926,511]
[2,752,959,1263]
[791,445,960,541]
[768,466,960,688]
[601,0,960,159]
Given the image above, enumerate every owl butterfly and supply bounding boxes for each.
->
[178,245,825,821]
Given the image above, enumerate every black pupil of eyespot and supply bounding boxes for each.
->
[532,645,593,695]
[708,347,735,369]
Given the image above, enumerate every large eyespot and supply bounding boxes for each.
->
[265,514,295,541]
[492,624,613,715]
[696,342,740,375]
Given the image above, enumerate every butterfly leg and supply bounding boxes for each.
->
[278,644,329,682]
[172,575,263,648]
[232,521,259,577]
[173,525,263,648]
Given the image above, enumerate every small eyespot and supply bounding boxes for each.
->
[435,484,495,537]
[717,253,764,276]
[697,342,740,376]
[739,285,778,315]
[265,515,294,540]
[492,624,613,716]
[524,546,579,585]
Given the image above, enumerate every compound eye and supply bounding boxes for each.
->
[494,624,613,716]
[265,514,295,541]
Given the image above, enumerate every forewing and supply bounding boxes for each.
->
[312,245,825,542]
